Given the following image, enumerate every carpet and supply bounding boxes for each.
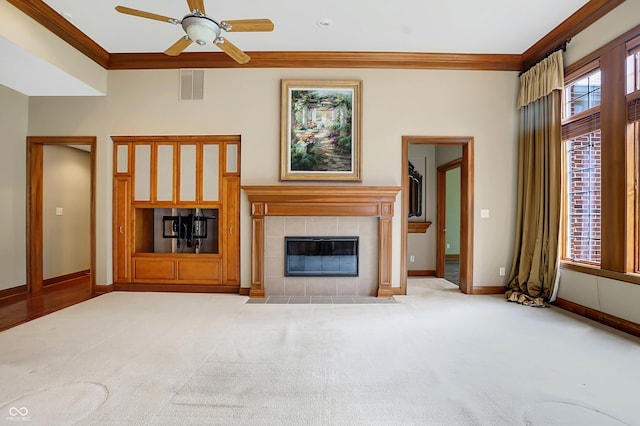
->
[0,278,638,425]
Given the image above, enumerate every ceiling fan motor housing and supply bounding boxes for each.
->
[182,15,221,45]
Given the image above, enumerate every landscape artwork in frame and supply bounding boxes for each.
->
[280,80,362,181]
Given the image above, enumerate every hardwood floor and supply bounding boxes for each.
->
[0,276,94,332]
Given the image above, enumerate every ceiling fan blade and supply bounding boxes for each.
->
[165,37,193,56]
[186,0,205,14]
[115,6,178,24]
[220,19,274,32]
[215,38,250,64]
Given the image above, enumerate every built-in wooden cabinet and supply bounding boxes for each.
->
[112,136,240,291]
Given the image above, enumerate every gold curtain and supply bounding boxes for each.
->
[506,51,564,307]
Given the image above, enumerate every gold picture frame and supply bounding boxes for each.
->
[280,79,362,181]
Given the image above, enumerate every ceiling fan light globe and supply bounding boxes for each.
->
[182,15,220,45]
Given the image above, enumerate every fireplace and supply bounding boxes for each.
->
[242,185,400,298]
[285,236,358,277]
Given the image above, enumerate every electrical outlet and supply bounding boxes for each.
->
[446,243,450,249]
[499,267,506,276]
[410,255,415,263]
[56,207,63,216]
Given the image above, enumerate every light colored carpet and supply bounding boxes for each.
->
[0,278,638,425]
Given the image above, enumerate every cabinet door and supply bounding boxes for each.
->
[113,177,131,283]
[222,177,240,285]
[133,144,152,202]
[178,144,197,203]
[201,143,220,202]
[114,143,130,175]
[155,143,175,203]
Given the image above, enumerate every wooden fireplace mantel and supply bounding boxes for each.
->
[242,185,401,298]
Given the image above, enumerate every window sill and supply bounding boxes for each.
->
[560,262,640,286]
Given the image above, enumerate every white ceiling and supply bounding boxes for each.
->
[2,0,592,97]
[42,0,590,55]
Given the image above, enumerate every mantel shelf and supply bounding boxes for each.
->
[408,221,432,233]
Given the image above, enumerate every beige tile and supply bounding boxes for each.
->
[264,254,284,278]
[337,217,359,235]
[337,278,358,296]
[265,277,285,296]
[284,217,306,235]
[306,278,337,296]
[306,217,338,236]
[358,278,378,297]
[358,217,378,237]
[284,278,306,296]
[265,216,284,237]
[265,236,284,259]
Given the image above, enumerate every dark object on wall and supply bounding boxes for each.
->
[285,236,359,277]
[408,161,422,217]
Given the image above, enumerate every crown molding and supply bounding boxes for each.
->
[6,0,109,68]
[108,51,522,71]
[522,0,625,70]
[8,0,627,72]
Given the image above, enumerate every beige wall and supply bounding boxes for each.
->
[0,1,106,94]
[0,84,28,291]
[27,67,519,289]
[556,0,640,324]
[42,145,91,279]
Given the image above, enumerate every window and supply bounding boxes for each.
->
[562,65,602,265]
[627,36,640,272]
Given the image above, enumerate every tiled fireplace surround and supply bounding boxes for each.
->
[265,216,378,296]
[243,186,401,298]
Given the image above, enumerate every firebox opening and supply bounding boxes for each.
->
[285,236,359,277]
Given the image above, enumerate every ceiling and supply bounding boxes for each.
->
[42,0,590,55]
[2,0,616,96]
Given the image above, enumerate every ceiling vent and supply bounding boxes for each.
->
[180,69,204,101]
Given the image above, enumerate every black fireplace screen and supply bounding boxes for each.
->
[285,237,359,277]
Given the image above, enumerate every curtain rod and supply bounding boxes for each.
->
[519,39,571,76]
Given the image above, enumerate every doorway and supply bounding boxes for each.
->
[26,137,96,295]
[400,136,474,295]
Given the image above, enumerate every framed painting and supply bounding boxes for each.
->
[280,79,362,181]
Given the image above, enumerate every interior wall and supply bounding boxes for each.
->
[0,84,28,291]
[0,0,107,94]
[556,0,640,325]
[42,145,91,280]
[26,67,519,289]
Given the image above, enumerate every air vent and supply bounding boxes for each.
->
[180,69,204,101]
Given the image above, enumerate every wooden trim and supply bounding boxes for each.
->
[554,297,640,338]
[408,221,431,233]
[6,0,109,68]
[561,262,640,285]
[42,270,90,286]
[522,0,625,70]
[472,286,506,295]
[239,287,250,296]
[113,283,240,293]
[242,186,401,298]
[401,137,473,296]
[0,285,28,303]
[27,137,97,297]
[566,22,640,76]
[445,254,460,261]
[408,270,436,277]
[600,43,631,272]
[108,51,523,71]
[95,285,114,294]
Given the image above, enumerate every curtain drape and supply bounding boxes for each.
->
[506,50,564,307]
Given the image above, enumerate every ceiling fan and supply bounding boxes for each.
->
[115,0,274,64]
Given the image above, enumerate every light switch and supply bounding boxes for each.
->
[480,209,490,219]
[56,207,63,216]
